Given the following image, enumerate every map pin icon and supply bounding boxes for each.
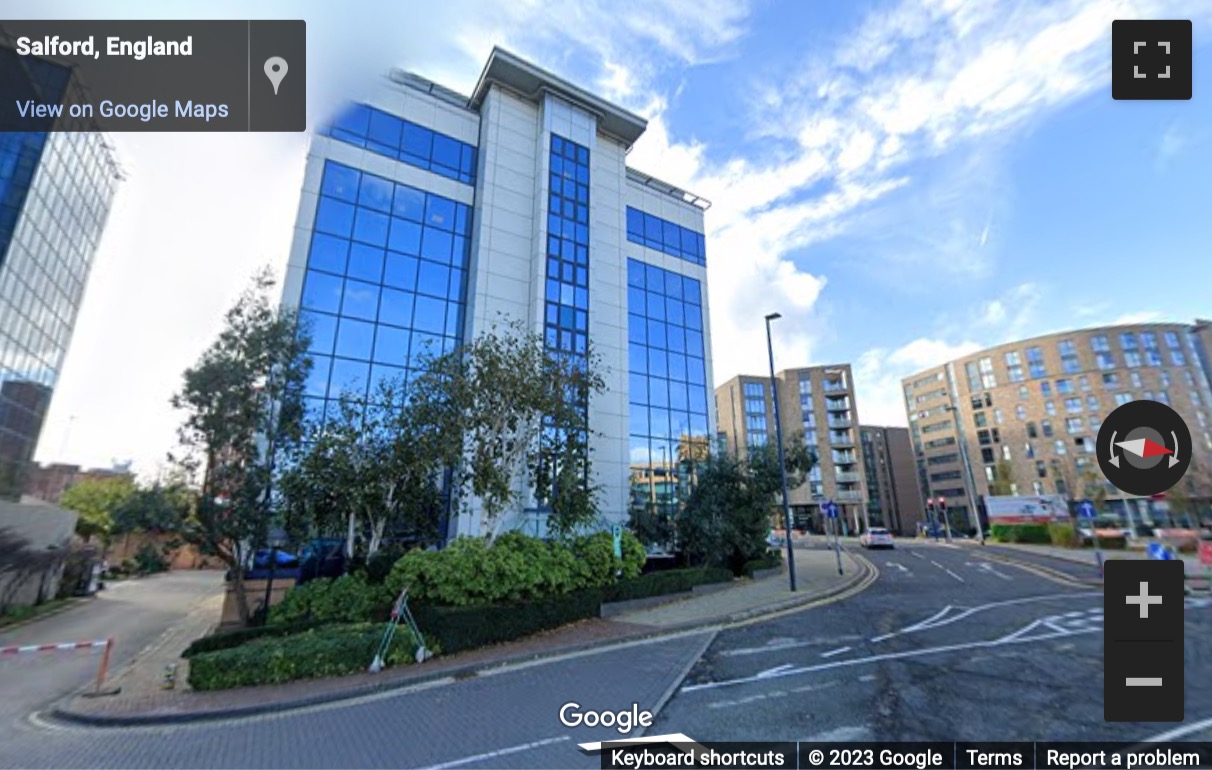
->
[264,57,288,95]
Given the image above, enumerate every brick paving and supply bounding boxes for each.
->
[54,547,867,724]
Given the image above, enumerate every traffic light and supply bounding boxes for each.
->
[937,497,947,515]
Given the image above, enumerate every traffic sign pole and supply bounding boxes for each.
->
[824,500,844,576]
[1079,500,1103,580]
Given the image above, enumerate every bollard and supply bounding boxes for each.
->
[94,638,113,695]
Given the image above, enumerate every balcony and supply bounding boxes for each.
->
[823,380,848,393]
[829,431,855,447]
[827,418,852,430]
[835,471,861,483]
[825,398,851,412]
[834,489,863,502]
[832,453,858,465]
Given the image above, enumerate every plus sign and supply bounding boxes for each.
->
[1126,581,1163,619]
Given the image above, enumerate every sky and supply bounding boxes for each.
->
[12,0,1212,478]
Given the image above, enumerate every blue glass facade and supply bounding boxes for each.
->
[323,104,477,186]
[298,160,472,426]
[544,135,590,356]
[626,207,706,266]
[627,259,710,482]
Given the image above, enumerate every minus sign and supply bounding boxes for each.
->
[1125,678,1163,687]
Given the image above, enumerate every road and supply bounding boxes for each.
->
[3,543,1209,769]
[0,571,222,735]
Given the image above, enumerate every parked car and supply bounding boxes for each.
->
[860,527,895,549]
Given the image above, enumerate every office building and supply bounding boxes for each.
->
[860,424,924,536]
[1194,318,1212,391]
[716,365,869,534]
[281,48,714,540]
[901,322,1212,530]
[0,52,121,499]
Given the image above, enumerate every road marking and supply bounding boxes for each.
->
[886,562,910,575]
[872,591,1101,643]
[478,628,718,677]
[929,559,965,582]
[755,664,794,678]
[857,675,877,683]
[871,605,955,643]
[910,552,926,560]
[1140,714,1212,741]
[1063,611,1084,618]
[717,635,865,658]
[681,626,1099,693]
[420,736,571,769]
[821,647,851,658]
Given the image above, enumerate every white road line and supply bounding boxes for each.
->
[910,552,926,560]
[944,569,965,583]
[821,647,851,658]
[1141,714,1212,741]
[420,736,570,770]
[993,619,1045,644]
[1044,620,1071,635]
[681,627,1098,693]
[879,591,1100,639]
[1063,611,1084,618]
[718,635,864,658]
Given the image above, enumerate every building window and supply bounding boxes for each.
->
[1016,405,1027,420]
[743,382,764,398]
[1042,419,1054,437]
[627,259,710,489]
[545,135,591,363]
[1125,351,1142,368]
[1019,385,1029,400]
[1096,352,1116,370]
[1027,346,1046,378]
[1036,461,1047,478]
[981,448,996,464]
[1157,391,1171,405]
[1025,443,1035,459]
[1079,375,1091,391]
[979,356,996,388]
[1161,371,1171,388]
[1065,397,1082,413]
[1027,421,1038,438]
[1130,371,1142,388]
[1002,444,1012,461]
[626,207,706,267]
[994,408,1004,424]
[1040,381,1052,397]
[1120,332,1138,351]
[325,103,477,185]
[1090,417,1103,433]
[1115,392,1133,406]
[1005,350,1024,382]
[300,160,472,424]
[1165,331,1181,349]
[1055,440,1067,456]
[1057,379,1073,394]
[1194,390,1203,407]
[1103,372,1120,388]
[974,412,988,428]
[1086,395,1099,411]
[1045,401,1056,416]
[1066,417,1083,433]
[1171,349,1187,366]
[1092,335,1111,352]
[798,377,812,396]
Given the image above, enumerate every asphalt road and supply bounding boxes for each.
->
[3,544,1209,769]
[0,571,222,734]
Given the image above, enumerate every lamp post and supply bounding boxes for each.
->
[765,312,797,592]
[944,403,985,543]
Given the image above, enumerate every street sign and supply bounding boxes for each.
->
[1198,539,1212,567]
[611,524,623,559]
[1078,500,1097,519]
[1147,541,1176,561]
[823,500,838,519]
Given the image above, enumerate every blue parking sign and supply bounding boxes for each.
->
[1078,500,1097,519]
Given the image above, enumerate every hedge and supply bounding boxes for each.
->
[385,531,645,607]
[600,567,734,603]
[188,623,420,691]
[742,553,782,578]
[411,589,604,656]
[269,573,393,626]
[182,619,328,658]
[1047,522,1080,548]
[990,523,1051,544]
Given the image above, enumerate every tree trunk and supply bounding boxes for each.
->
[368,519,385,557]
[346,512,356,559]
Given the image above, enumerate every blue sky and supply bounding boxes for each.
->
[14,0,1212,474]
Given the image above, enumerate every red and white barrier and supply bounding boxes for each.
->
[0,638,114,693]
[1,639,109,655]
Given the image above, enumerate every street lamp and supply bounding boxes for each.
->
[944,403,985,543]
[765,312,798,592]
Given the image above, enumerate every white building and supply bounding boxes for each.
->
[282,48,715,540]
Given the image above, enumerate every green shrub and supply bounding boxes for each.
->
[134,544,168,574]
[268,573,392,626]
[1047,522,1080,548]
[990,523,1051,544]
[742,552,782,577]
[602,567,733,603]
[187,623,419,691]
[182,620,327,658]
[1096,535,1127,550]
[365,544,409,585]
[411,590,603,656]
[386,530,644,607]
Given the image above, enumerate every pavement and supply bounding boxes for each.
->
[0,570,223,743]
[45,545,870,727]
[4,539,1208,769]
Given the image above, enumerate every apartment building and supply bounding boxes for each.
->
[716,365,869,534]
[901,322,1212,530]
[860,425,925,536]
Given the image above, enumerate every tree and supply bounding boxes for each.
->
[169,270,311,625]
[411,320,607,541]
[284,378,445,559]
[60,476,138,543]
[677,434,816,574]
[988,460,1015,497]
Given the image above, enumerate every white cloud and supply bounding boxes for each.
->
[1111,310,1164,325]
